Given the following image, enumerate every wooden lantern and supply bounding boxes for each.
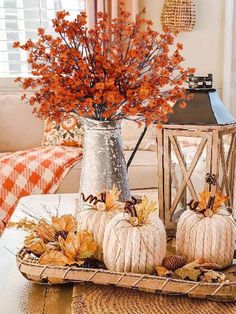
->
[157,74,236,231]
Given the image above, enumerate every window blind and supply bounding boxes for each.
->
[0,0,85,77]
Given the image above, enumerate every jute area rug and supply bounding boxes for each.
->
[72,283,236,314]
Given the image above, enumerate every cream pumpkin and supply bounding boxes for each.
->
[78,186,122,261]
[176,208,236,268]
[103,212,166,274]
[78,209,119,261]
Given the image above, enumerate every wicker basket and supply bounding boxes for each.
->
[17,248,236,302]
[161,0,196,32]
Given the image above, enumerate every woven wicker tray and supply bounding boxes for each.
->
[17,248,236,302]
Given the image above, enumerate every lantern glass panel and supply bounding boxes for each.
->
[169,135,207,221]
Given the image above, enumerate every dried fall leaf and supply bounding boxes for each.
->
[59,231,98,264]
[24,235,46,256]
[46,241,61,251]
[7,218,36,232]
[173,259,224,282]
[52,214,76,233]
[198,190,228,214]
[35,219,55,242]
[197,262,221,270]
[101,186,121,211]
[39,250,69,266]
[174,266,201,281]
[156,266,173,277]
[213,192,228,212]
[202,270,226,283]
[59,232,78,261]
[182,258,204,269]
[198,190,210,210]
[136,196,157,225]
[76,231,98,259]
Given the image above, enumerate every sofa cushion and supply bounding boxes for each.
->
[56,150,158,193]
[0,95,44,152]
[125,150,158,189]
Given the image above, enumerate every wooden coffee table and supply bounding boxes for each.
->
[0,193,79,314]
[0,189,158,313]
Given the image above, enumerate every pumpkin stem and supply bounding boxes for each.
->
[124,197,138,217]
[206,195,215,210]
[100,192,106,203]
[205,173,217,210]
[188,199,199,210]
[81,193,99,205]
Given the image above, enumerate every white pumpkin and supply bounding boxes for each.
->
[176,208,236,268]
[78,186,122,261]
[103,212,166,274]
[78,209,119,261]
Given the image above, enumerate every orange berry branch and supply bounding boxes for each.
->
[13,9,195,125]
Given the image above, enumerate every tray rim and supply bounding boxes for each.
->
[16,248,236,302]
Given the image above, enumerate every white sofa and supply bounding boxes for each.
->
[0,95,158,193]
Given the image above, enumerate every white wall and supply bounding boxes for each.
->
[139,0,225,95]
[230,2,236,116]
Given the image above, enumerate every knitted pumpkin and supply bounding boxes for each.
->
[176,190,236,268]
[78,186,122,261]
[103,196,166,274]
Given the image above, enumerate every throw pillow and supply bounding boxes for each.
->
[42,114,84,147]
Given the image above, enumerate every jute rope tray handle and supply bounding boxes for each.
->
[17,248,236,302]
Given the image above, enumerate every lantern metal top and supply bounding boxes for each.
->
[168,74,236,125]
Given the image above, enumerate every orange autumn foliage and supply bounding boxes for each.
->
[13,9,195,125]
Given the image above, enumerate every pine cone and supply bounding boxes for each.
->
[162,255,187,271]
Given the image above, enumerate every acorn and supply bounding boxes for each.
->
[162,255,187,271]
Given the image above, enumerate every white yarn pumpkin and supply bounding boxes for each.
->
[78,209,119,261]
[103,212,166,274]
[176,208,236,268]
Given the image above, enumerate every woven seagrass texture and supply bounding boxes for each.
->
[72,282,236,314]
[161,0,196,32]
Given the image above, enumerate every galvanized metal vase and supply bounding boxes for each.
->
[79,118,130,208]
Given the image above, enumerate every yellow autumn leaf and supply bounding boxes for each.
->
[52,214,76,233]
[198,190,210,210]
[59,231,98,264]
[35,219,55,242]
[39,250,69,266]
[46,241,61,251]
[156,266,173,277]
[212,191,228,212]
[24,235,46,256]
[104,185,121,211]
[174,266,201,281]
[59,232,79,261]
[202,270,226,283]
[77,230,98,259]
[136,196,157,225]
[198,190,228,213]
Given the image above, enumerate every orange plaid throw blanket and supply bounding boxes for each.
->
[0,146,82,234]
